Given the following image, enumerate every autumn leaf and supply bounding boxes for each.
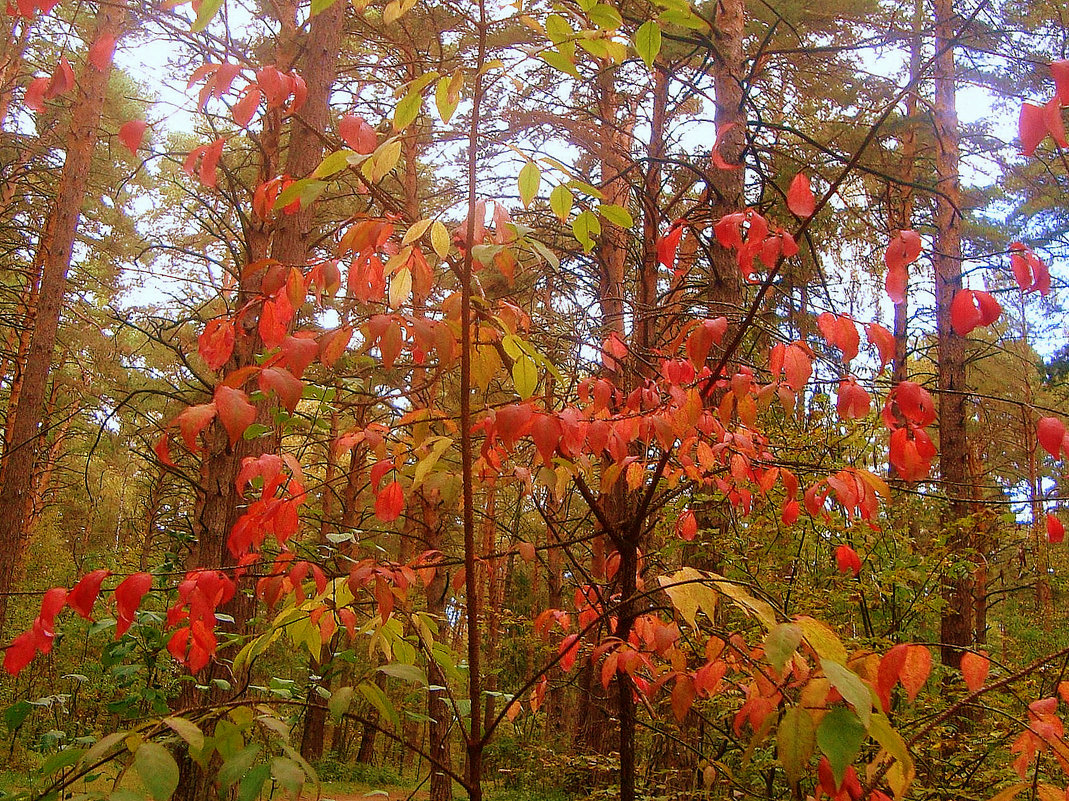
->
[119,119,148,155]
[836,378,870,420]
[787,172,815,217]
[834,544,861,577]
[214,385,256,446]
[865,322,895,371]
[899,645,931,702]
[1047,513,1064,544]
[960,651,989,692]
[1036,417,1065,459]
[339,114,378,154]
[198,318,234,371]
[3,630,36,676]
[884,230,921,304]
[950,289,1001,336]
[657,221,685,270]
[114,572,153,638]
[710,123,742,170]
[68,569,111,620]
[88,35,116,70]
[375,480,404,522]
[675,509,698,541]
[1020,102,1048,156]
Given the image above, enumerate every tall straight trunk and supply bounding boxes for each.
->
[705,0,746,321]
[0,0,126,635]
[932,0,971,671]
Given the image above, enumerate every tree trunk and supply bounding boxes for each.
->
[0,0,127,636]
[932,0,971,671]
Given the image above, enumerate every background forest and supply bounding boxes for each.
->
[1,0,1069,800]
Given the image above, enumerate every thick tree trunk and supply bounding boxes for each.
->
[0,0,126,635]
[932,0,971,671]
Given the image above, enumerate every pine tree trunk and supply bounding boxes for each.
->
[932,0,971,671]
[0,0,127,635]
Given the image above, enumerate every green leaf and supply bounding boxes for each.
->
[821,659,872,726]
[218,745,260,790]
[271,756,305,797]
[313,149,359,179]
[4,700,32,733]
[541,50,580,79]
[518,162,541,208]
[588,2,622,29]
[776,706,814,785]
[378,662,429,686]
[634,20,661,68]
[572,210,601,252]
[328,687,354,721]
[133,742,180,801]
[81,731,128,767]
[764,624,802,674]
[598,203,633,227]
[545,13,572,44]
[393,91,423,132]
[512,355,538,399]
[273,179,327,211]
[358,681,400,730]
[191,0,224,32]
[237,763,271,801]
[528,239,559,269]
[566,179,604,199]
[815,706,865,788]
[549,184,573,222]
[163,717,204,752]
[39,747,85,777]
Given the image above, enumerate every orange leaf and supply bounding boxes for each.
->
[118,119,148,155]
[900,644,931,702]
[787,172,815,217]
[214,385,256,446]
[198,318,234,371]
[375,480,404,522]
[176,403,216,451]
[258,366,303,412]
[865,323,896,370]
[675,509,698,541]
[835,544,861,577]
[154,434,175,467]
[559,633,580,671]
[960,651,989,692]
[657,221,685,270]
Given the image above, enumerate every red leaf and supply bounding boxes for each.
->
[279,335,319,378]
[1047,513,1064,544]
[232,85,261,127]
[114,572,152,638]
[710,123,742,170]
[1020,102,1047,156]
[214,385,256,446]
[375,480,404,522]
[198,318,235,371]
[1037,417,1066,458]
[835,544,861,577]
[676,509,698,541]
[1010,242,1051,295]
[657,222,685,270]
[1054,60,1069,106]
[900,645,931,702]
[885,263,908,305]
[671,675,695,723]
[885,381,936,429]
[530,414,562,468]
[782,342,812,392]
[787,172,815,217]
[24,76,49,112]
[118,119,148,155]
[817,313,859,363]
[4,630,36,676]
[258,366,303,412]
[46,56,74,98]
[961,651,989,692]
[176,403,216,451]
[339,114,378,154]
[877,644,907,712]
[68,569,111,620]
[559,633,580,671]
[836,378,870,420]
[154,434,175,467]
[1045,95,1068,149]
[686,317,727,367]
[865,323,895,370]
[889,427,935,482]
[319,325,353,367]
[200,137,225,188]
[88,35,116,71]
[951,290,982,336]
[884,230,921,303]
